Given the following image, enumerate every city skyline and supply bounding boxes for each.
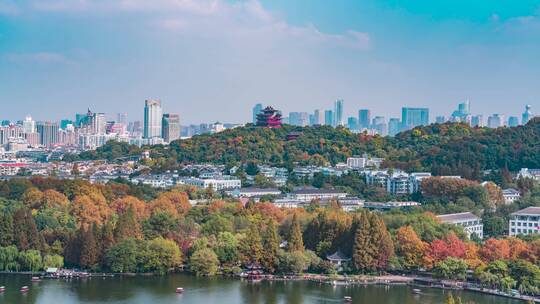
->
[1,1,540,123]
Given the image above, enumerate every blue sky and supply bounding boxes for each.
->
[1,0,539,123]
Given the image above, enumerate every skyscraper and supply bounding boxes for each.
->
[358,109,371,129]
[508,116,519,127]
[522,105,533,124]
[334,99,344,126]
[347,117,358,131]
[401,107,429,130]
[372,116,387,135]
[288,112,309,126]
[252,103,263,124]
[324,110,334,126]
[23,116,35,133]
[312,109,323,125]
[388,118,401,136]
[144,99,163,138]
[93,113,106,135]
[117,113,128,125]
[162,113,181,143]
[36,121,59,147]
[487,114,505,128]
[471,115,484,127]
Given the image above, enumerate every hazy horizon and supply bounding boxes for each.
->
[1,0,539,123]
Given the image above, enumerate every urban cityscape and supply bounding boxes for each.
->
[0,99,535,153]
[1,1,540,303]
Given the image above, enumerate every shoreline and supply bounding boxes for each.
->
[1,271,538,303]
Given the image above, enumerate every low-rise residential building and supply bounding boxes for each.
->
[182,177,241,191]
[509,207,540,236]
[518,168,540,181]
[502,188,521,204]
[226,187,282,198]
[365,170,432,194]
[289,188,348,202]
[364,201,421,210]
[437,212,483,239]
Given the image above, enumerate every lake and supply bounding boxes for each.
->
[0,274,525,304]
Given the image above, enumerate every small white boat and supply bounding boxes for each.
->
[31,276,41,282]
[412,288,422,294]
[20,286,29,293]
[175,287,184,294]
[343,296,352,302]
[0,286,5,292]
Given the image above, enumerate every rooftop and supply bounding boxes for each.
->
[437,212,479,223]
[291,188,347,195]
[511,207,540,216]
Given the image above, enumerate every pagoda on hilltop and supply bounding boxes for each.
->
[256,106,282,128]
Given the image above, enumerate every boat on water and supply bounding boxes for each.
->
[343,296,352,302]
[413,288,422,294]
[20,286,29,293]
[175,287,184,294]
[31,276,41,282]
[0,286,5,292]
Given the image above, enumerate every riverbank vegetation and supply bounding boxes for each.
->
[0,177,539,294]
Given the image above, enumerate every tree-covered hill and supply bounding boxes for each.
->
[74,118,540,178]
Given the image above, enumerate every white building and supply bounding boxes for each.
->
[346,157,366,169]
[144,99,163,139]
[437,212,483,239]
[518,168,540,181]
[502,188,521,204]
[226,187,282,198]
[365,170,431,194]
[289,188,347,202]
[183,177,241,191]
[509,207,540,236]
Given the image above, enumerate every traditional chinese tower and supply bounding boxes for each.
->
[256,106,282,128]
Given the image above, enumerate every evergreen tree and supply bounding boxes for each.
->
[0,212,14,247]
[352,212,373,272]
[100,222,115,265]
[114,207,142,242]
[80,224,99,269]
[446,292,455,304]
[242,224,264,266]
[369,213,394,271]
[261,219,280,273]
[13,208,42,251]
[288,214,304,252]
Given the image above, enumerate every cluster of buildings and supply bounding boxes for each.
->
[255,100,536,136]
[0,100,243,153]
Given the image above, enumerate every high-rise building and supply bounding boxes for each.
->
[452,100,471,121]
[144,99,163,138]
[508,116,519,127]
[471,115,484,127]
[371,116,387,135]
[36,121,59,147]
[252,103,263,124]
[402,107,429,130]
[289,112,309,126]
[311,109,323,126]
[162,114,181,143]
[60,119,73,130]
[334,99,344,126]
[324,110,334,126]
[388,118,401,136]
[522,105,533,125]
[93,113,106,135]
[117,113,128,125]
[23,116,35,133]
[435,116,446,124]
[487,114,505,128]
[358,109,371,129]
[347,117,358,131]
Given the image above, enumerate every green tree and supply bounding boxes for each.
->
[43,254,64,269]
[189,248,219,276]
[80,225,99,269]
[352,212,373,272]
[241,225,264,266]
[140,238,183,274]
[114,207,142,242]
[279,250,310,274]
[434,257,468,280]
[214,232,239,266]
[143,212,178,239]
[288,214,304,252]
[0,212,14,246]
[105,238,139,273]
[18,249,42,272]
[0,245,20,271]
[261,219,280,273]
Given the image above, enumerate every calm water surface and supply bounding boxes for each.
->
[0,274,525,304]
